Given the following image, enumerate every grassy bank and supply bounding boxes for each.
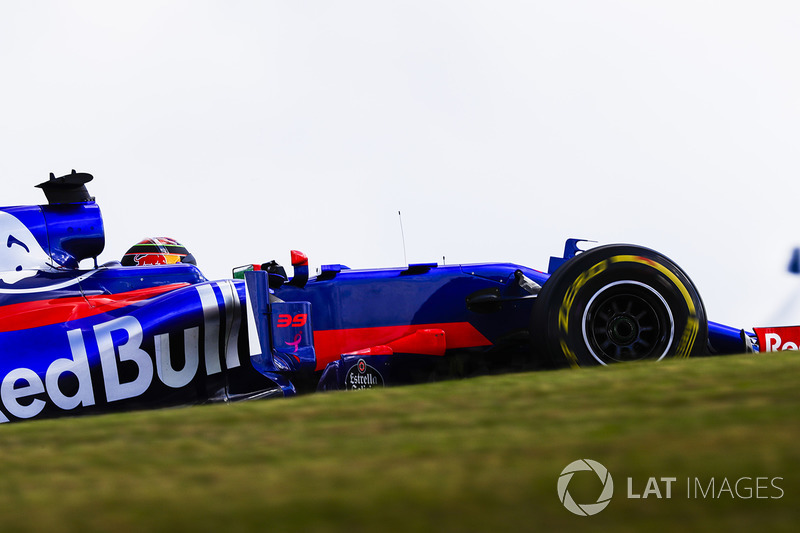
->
[1,353,798,532]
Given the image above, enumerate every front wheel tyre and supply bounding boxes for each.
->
[531,244,708,367]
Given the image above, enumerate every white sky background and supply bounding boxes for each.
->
[1,1,799,329]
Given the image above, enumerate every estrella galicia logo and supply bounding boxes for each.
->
[558,459,614,516]
[346,359,384,390]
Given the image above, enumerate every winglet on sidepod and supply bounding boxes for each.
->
[547,238,594,274]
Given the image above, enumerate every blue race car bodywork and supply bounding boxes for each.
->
[0,172,749,423]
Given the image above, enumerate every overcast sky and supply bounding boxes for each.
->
[2,1,799,329]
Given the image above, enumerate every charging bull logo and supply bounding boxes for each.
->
[121,237,192,267]
[132,254,170,266]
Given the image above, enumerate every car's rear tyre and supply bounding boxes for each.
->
[531,245,708,367]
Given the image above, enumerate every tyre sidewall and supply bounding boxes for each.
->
[533,245,707,367]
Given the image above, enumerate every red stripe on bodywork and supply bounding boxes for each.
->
[0,283,189,333]
[313,322,492,370]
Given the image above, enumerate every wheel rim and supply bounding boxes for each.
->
[581,281,674,364]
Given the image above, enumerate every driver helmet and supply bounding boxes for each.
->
[121,237,196,267]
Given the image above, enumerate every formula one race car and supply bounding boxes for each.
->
[0,171,772,423]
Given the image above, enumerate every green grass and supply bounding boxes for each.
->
[1,353,799,532]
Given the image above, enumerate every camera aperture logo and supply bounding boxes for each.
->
[558,459,784,516]
[558,459,614,516]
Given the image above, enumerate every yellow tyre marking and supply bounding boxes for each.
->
[611,256,699,359]
[557,255,699,365]
[558,260,608,334]
[559,340,579,368]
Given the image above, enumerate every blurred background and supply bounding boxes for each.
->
[2,1,799,329]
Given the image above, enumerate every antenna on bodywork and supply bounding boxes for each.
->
[398,211,408,266]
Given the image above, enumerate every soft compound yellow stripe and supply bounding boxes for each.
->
[558,260,609,335]
[610,255,699,358]
[556,254,700,362]
[610,255,695,314]
[560,340,580,369]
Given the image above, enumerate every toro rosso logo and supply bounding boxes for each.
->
[0,282,242,423]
